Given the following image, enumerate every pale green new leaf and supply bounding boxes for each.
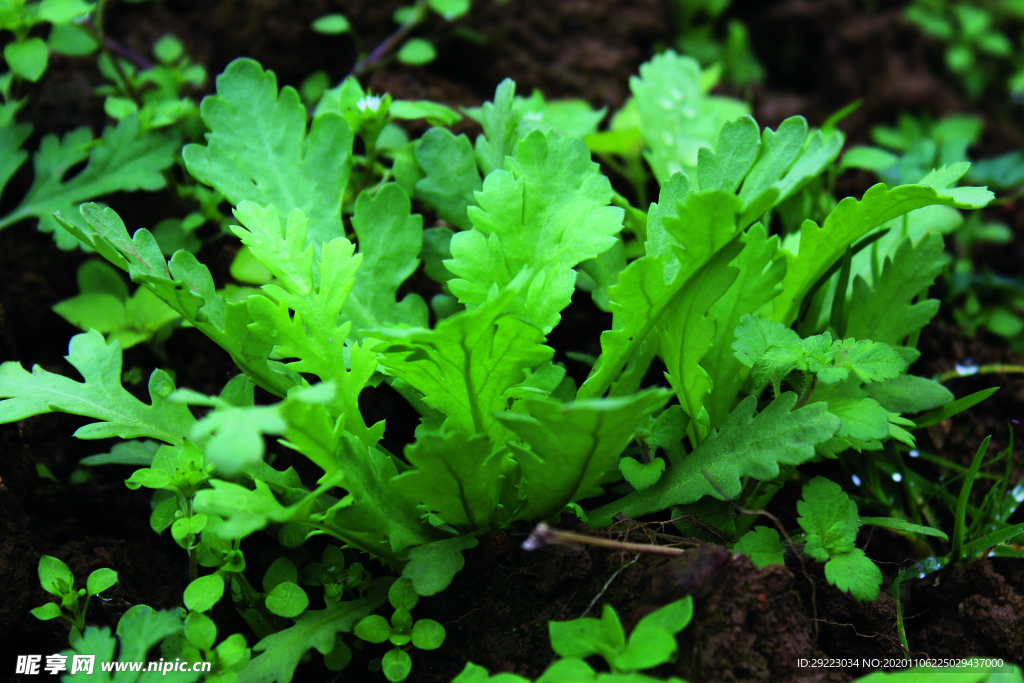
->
[845,233,947,346]
[413,128,481,230]
[240,582,388,683]
[0,117,177,249]
[588,394,839,527]
[474,78,519,176]
[630,50,749,185]
[798,476,858,562]
[447,129,624,333]
[702,225,786,428]
[0,330,194,443]
[391,430,508,529]
[825,548,882,602]
[374,286,554,443]
[344,184,428,336]
[773,174,993,325]
[183,58,353,245]
[236,205,380,445]
[497,388,673,521]
[737,116,844,214]
[734,527,784,568]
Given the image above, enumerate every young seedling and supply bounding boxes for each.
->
[354,578,445,682]
[30,555,118,644]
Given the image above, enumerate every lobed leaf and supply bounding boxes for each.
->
[447,129,624,333]
[183,58,353,246]
[0,116,177,249]
[0,330,194,444]
[588,394,839,527]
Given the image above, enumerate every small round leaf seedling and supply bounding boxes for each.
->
[382,648,413,682]
[355,614,391,644]
[265,582,309,618]
[411,619,445,650]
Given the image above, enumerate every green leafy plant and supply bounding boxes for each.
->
[0,48,1008,682]
[30,555,118,644]
[905,0,1024,100]
[453,597,693,682]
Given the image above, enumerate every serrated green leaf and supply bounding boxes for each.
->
[183,59,353,245]
[658,215,741,442]
[798,476,859,562]
[823,397,890,442]
[773,180,993,325]
[845,233,947,346]
[344,184,428,336]
[738,117,844,214]
[447,129,624,333]
[474,79,519,176]
[235,207,380,445]
[412,128,481,230]
[589,394,839,527]
[579,188,743,400]
[0,117,177,249]
[697,116,761,193]
[329,436,438,555]
[391,430,506,529]
[375,285,553,443]
[241,581,388,683]
[735,527,784,568]
[824,548,881,601]
[498,388,672,520]
[630,50,749,184]
[0,331,195,444]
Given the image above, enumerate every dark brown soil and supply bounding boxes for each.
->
[4,0,1024,682]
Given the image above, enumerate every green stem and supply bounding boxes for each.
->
[933,363,1024,384]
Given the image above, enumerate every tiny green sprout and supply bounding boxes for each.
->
[30,555,118,644]
[353,578,445,682]
[548,596,693,673]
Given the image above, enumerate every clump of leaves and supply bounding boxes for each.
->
[0,49,1004,683]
